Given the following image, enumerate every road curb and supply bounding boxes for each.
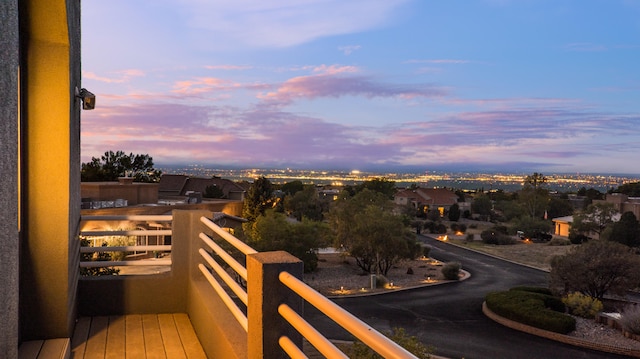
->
[483,302,640,358]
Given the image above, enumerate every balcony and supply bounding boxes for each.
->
[59,210,418,358]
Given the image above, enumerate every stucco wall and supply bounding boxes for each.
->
[19,0,82,340]
[0,1,20,356]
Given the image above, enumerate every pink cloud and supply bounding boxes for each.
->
[204,65,253,70]
[83,69,145,83]
[259,71,446,105]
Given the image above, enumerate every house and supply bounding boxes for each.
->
[394,187,461,215]
[595,193,640,220]
[552,215,574,237]
[553,193,639,239]
[159,174,247,201]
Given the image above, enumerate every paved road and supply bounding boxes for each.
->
[304,235,629,359]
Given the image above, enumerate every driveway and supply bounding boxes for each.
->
[304,235,630,359]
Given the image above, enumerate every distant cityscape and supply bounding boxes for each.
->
[158,165,640,193]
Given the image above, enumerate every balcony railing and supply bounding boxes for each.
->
[79,215,172,270]
[198,215,418,359]
[77,210,418,358]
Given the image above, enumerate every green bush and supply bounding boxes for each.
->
[422,246,431,258]
[348,327,434,359]
[510,286,554,296]
[485,290,575,334]
[562,292,603,319]
[620,305,640,335]
[480,229,516,245]
[465,233,475,242]
[441,262,461,280]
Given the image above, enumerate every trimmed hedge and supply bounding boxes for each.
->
[509,286,553,296]
[486,290,575,334]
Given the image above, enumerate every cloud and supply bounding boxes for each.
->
[83,69,145,83]
[338,45,362,55]
[204,65,253,70]
[405,59,471,64]
[259,70,446,105]
[80,95,640,174]
[181,0,410,48]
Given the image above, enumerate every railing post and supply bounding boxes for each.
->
[247,251,304,359]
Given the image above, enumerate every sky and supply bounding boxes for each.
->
[81,0,640,175]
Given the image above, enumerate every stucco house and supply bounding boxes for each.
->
[394,187,461,215]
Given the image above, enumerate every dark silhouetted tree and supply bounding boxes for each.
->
[81,150,161,182]
[550,240,640,300]
[608,211,640,247]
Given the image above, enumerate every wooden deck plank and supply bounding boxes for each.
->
[157,314,187,359]
[173,314,207,359]
[84,317,108,359]
[125,314,146,359]
[105,316,125,359]
[142,314,166,359]
[18,340,43,359]
[39,338,70,359]
[71,317,91,358]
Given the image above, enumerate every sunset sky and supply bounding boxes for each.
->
[81,0,640,175]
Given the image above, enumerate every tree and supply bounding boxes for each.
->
[354,177,397,199]
[242,176,274,234]
[612,182,640,197]
[607,211,640,247]
[570,202,618,239]
[519,172,549,218]
[81,150,161,182]
[283,185,329,221]
[550,240,640,300]
[448,203,461,222]
[547,196,574,219]
[281,180,304,196]
[247,211,329,272]
[327,189,420,275]
[471,194,492,220]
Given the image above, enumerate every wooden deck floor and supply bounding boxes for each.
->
[71,314,207,359]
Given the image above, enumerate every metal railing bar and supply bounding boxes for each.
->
[81,215,173,222]
[199,233,248,281]
[199,248,248,305]
[278,335,308,359]
[81,229,172,237]
[278,304,348,359]
[80,259,172,268]
[279,271,417,359]
[200,216,257,255]
[80,245,172,253]
[198,263,248,332]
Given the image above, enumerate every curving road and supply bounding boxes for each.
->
[304,235,629,359]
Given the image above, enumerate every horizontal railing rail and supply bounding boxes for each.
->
[79,214,173,269]
[197,215,418,359]
[279,271,417,359]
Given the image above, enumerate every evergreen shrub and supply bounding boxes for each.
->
[485,290,575,334]
[441,262,461,280]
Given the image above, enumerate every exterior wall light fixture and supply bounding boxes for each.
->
[75,87,96,110]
